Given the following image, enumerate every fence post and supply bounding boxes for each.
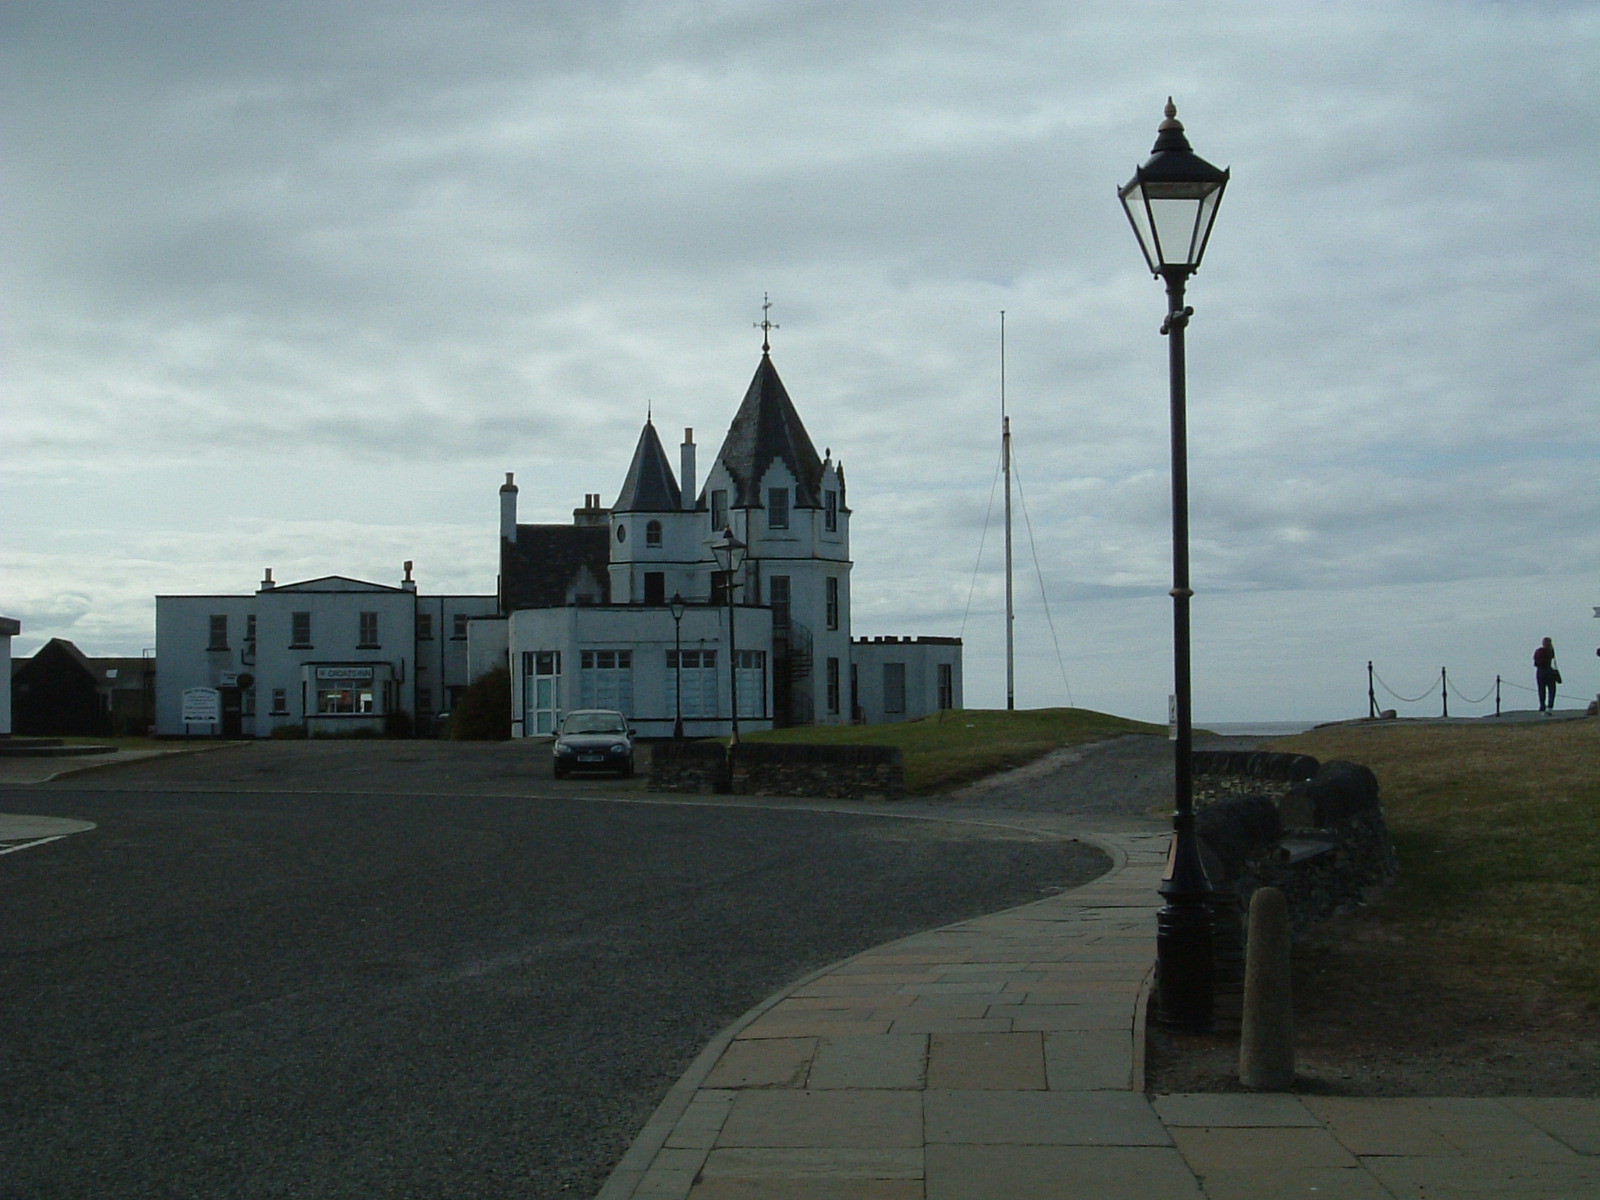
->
[1441,667,1449,718]
[1496,675,1502,716]
[1368,661,1377,719]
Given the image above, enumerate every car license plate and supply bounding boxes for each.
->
[578,754,602,762]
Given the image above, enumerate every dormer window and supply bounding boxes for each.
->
[646,520,662,548]
[825,489,838,532]
[767,488,789,530]
[711,489,727,531]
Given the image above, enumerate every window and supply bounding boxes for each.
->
[711,489,728,532]
[245,614,256,643]
[825,577,839,631]
[452,613,469,640]
[666,649,718,719]
[358,611,379,647]
[646,520,662,548]
[938,663,954,711]
[271,688,289,715]
[291,612,312,647]
[826,657,840,715]
[208,615,228,650]
[579,649,633,713]
[767,487,789,530]
[735,650,766,719]
[884,662,907,715]
[315,666,376,715]
[825,489,838,532]
[644,572,665,605]
[769,575,790,630]
[417,613,434,640]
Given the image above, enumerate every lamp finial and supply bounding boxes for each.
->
[1160,97,1182,131]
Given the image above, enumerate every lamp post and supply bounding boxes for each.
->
[668,592,687,740]
[707,528,748,746]
[1119,98,1229,1034]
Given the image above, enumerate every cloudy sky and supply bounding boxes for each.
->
[4,0,1597,724]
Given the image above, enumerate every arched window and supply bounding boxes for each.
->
[646,520,662,548]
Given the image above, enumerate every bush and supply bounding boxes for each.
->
[384,708,415,739]
[449,667,512,741]
[270,723,308,740]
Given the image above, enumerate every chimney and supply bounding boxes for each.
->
[681,428,696,511]
[573,493,609,528]
[261,567,275,591]
[402,560,416,592]
[500,472,518,542]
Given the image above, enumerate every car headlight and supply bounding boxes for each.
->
[611,743,629,755]
[554,743,574,757]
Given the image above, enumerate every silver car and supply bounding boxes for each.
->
[552,709,635,779]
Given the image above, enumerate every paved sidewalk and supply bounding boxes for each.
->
[599,821,1600,1200]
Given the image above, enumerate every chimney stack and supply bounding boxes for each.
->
[402,560,416,592]
[500,472,518,542]
[681,428,696,511]
[261,567,275,591]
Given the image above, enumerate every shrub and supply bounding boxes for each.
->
[270,723,308,740]
[449,667,511,741]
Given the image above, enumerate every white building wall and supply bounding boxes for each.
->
[851,637,964,726]
[0,617,19,735]
[508,602,774,740]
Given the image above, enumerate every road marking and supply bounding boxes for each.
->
[0,835,69,856]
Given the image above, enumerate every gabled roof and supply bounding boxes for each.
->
[268,575,406,593]
[499,524,611,612]
[704,353,825,509]
[613,419,682,513]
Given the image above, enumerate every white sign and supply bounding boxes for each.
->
[218,671,239,687]
[315,666,374,682]
[1168,694,1177,741]
[182,687,221,725]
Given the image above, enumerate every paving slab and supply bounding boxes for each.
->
[1501,1097,1600,1155]
[717,1090,923,1149]
[925,1031,1046,1090]
[1152,1092,1320,1128]
[925,1144,1205,1200]
[924,1089,1171,1147]
[806,1035,928,1090]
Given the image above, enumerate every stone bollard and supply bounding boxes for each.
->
[1239,886,1294,1090]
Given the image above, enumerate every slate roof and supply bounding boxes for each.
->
[499,524,611,612]
[613,419,682,513]
[704,353,825,509]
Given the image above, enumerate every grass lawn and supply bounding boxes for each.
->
[745,707,1163,795]
[1268,719,1600,1011]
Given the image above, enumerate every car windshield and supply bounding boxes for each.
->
[562,714,627,735]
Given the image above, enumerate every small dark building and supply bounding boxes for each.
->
[12,639,107,737]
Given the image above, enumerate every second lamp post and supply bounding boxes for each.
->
[708,528,748,746]
[1119,98,1229,1034]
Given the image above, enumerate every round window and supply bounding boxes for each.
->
[616,524,627,543]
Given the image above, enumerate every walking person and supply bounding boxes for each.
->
[1534,637,1559,713]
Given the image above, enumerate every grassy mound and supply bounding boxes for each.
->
[745,707,1163,795]
[1270,719,1600,1011]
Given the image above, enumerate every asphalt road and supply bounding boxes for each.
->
[0,741,1111,1198]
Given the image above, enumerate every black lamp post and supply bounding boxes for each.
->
[668,592,687,740]
[707,528,748,746]
[1119,98,1229,1034]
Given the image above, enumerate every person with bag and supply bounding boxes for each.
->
[1533,637,1560,713]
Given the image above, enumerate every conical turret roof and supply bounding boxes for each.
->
[613,418,682,513]
[705,353,824,508]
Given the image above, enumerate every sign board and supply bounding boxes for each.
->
[315,666,375,682]
[182,687,221,726]
[218,671,239,687]
[1168,694,1177,741]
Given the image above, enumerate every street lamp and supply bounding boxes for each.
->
[1119,98,1229,1034]
[707,528,748,746]
[668,592,687,740]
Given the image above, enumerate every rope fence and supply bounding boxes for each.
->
[1366,659,1589,719]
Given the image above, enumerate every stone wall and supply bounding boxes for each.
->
[1192,750,1400,1028]
[648,740,905,801]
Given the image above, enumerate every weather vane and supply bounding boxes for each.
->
[754,293,779,353]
